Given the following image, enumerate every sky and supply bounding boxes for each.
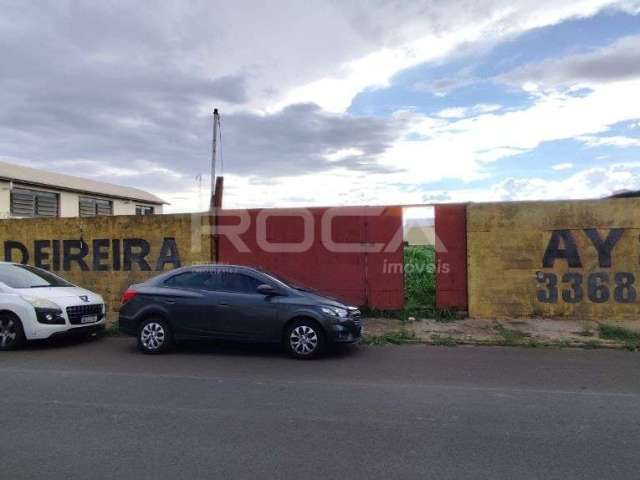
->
[1,0,640,213]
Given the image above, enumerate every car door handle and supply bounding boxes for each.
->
[218,302,231,307]
[164,299,177,305]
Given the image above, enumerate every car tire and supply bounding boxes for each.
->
[0,312,27,351]
[285,319,326,359]
[137,318,173,354]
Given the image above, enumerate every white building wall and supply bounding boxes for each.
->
[113,199,136,216]
[0,181,10,219]
[59,191,80,217]
[113,200,163,216]
[1,181,163,218]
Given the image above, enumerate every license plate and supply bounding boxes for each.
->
[81,315,98,324]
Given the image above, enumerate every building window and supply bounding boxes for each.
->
[79,197,113,217]
[136,205,154,215]
[10,188,58,218]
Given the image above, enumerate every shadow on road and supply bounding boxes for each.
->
[21,332,359,362]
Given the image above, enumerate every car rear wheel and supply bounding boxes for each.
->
[137,318,173,354]
[0,313,26,351]
[285,319,326,359]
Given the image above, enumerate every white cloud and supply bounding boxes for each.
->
[324,147,365,162]
[552,162,574,171]
[436,104,503,119]
[436,107,468,119]
[278,0,640,112]
[474,104,503,114]
[579,135,640,148]
[367,78,640,188]
[411,162,640,205]
[491,162,640,200]
[161,75,640,212]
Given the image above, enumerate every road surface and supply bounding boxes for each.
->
[1,336,639,479]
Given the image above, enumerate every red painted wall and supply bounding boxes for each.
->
[217,206,404,309]
[435,204,468,310]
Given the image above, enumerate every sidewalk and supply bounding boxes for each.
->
[363,317,640,350]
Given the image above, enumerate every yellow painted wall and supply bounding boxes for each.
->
[0,213,213,325]
[468,198,640,319]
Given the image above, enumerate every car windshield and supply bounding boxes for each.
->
[256,269,313,292]
[0,264,73,289]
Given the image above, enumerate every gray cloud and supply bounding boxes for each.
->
[219,104,405,177]
[499,34,640,87]
[1,0,638,206]
[0,1,409,187]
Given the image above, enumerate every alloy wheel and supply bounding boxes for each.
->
[0,318,18,349]
[141,322,166,351]
[290,325,319,355]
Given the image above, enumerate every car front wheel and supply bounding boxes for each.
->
[285,320,326,359]
[137,318,173,354]
[0,313,26,351]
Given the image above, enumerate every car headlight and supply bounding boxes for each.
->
[21,295,62,311]
[321,306,349,319]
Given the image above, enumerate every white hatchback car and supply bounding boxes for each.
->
[0,262,106,350]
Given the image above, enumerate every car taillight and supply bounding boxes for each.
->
[121,290,138,305]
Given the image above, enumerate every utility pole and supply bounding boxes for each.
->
[209,108,219,211]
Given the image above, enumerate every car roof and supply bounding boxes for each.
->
[187,264,263,274]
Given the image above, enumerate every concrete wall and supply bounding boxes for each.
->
[467,198,640,319]
[0,213,212,324]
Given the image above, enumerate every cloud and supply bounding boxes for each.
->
[436,108,468,119]
[215,103,406,176]
[436,104,503,119]
[280,0,640,112]
[410,161,640,206]
[579,135,640,148]
[374,78,640,186]
[1,0,640,213]
[552,163,574,171]
[490,162,640,200]
[500,34,640,88]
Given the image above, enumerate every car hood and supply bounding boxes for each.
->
[12,286,101,301]
[296,290,351,309]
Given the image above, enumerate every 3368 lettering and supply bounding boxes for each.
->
[535,228,637,305]
[536,271,636,304]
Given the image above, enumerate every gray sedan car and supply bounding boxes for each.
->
[118,265,362,359]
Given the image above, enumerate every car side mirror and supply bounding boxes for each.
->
[257,284,276,296]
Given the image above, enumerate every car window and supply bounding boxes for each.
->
[164,271,219,290]
[0,264,73,288]
[219,272,263,294]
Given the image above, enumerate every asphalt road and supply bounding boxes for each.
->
[1,337,640,480]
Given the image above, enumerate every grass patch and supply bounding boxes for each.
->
[430,334,458,347]
[363,329,418,346]
[575,328,595,337]
[494,323,530,346]
[598,324,640,351]
[360,245,457,322]
[404,245,436,309]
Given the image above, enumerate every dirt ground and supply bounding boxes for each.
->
[363,317,640,349]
